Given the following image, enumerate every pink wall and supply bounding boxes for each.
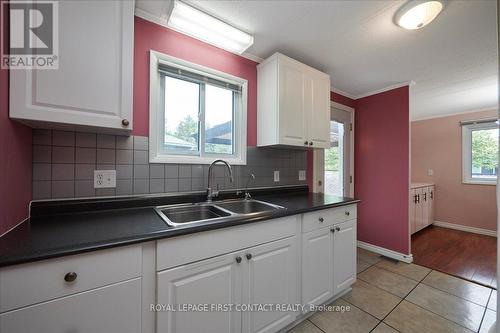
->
[133,17,258,146]
[354,86,410,254]
[308,87,410,254]
[412,110,497,231]
[0,1,32,235]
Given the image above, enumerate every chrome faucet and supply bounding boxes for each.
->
[206,159,233,202]
[244,173,255,200]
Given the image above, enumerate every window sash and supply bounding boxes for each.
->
[159,72,238,159]
[149,50,247,165]
[462,122,498,185]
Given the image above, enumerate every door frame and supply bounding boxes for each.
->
[312,101,355,196]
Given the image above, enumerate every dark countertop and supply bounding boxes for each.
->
[0,186,359,268]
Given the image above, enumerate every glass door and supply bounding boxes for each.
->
[324,106,352,196]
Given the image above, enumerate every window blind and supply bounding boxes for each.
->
[459,118,498,126]
[158,63,242,92]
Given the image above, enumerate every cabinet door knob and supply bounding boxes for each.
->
[309,142,313,146]
[345,211,350,216]
[121,119,130,127]
[335,226,340,232]
[304,141,309,145]
[430,191,433,199]
[245,253,252,260]
[318,217,324,223]
[330,227,335,233]
[235,256,242,263]
[64,272,77,283]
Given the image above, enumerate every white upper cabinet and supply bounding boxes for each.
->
[257,53,330,149]
[9,0,134,133]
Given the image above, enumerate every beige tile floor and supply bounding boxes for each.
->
[288,247,497,333]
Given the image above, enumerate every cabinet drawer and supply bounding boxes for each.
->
[0,278,141,333]
[0,245,142,313]
[302,205,357,233]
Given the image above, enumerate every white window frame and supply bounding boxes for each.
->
[313,101,355,196]
[149,50,247,165]
[461,121,498,185]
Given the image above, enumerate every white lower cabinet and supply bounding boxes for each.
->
[0,278,141,333]
[156,251,243,333]
[410,184,435,234]
[156,236,297,333]
[302,216,357,311]
[301,227,333,308]
[333,219,357,295]
[0,205,358,333]
[242,237,298,333]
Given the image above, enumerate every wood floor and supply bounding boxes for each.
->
[412,226,497,289]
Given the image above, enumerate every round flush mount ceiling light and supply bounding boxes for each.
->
[395,0,446,30]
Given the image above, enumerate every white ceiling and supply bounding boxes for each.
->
[136,0,498,120]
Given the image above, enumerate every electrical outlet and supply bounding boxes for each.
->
[427,169,434,176]
[274,170,280,182]
[299,170,306,181]
[94,170,116,188]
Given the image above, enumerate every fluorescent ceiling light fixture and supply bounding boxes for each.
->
[394,0,446,30]
[167,0,254,54]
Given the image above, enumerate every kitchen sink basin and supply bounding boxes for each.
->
[215,199,284,215]
[155,203,232,227]
[155,199,285,228]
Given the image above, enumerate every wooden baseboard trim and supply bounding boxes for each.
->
[432,221,497,237]
[357,241,413,263]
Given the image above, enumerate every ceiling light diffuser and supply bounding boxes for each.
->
[395,0,446,30]
[167,0,254,54]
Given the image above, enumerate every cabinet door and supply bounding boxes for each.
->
[307,72,330,149]
[0,278,141,333]
[415,188,424,231]
[10,0,133,132]
[278,59,307,147]
[302,227,333,309]
[410,189,416,234]
[428,186,435,225]
[242,237,298,333]
[333,219,357,295]
[421,188,429,227]
[157,253,242,333]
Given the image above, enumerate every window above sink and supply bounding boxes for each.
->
[149,51,248,165]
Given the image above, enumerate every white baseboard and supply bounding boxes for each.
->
[432,221,497,237]
[357,241,413,263]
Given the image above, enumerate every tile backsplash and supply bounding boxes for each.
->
[32,130,308,200]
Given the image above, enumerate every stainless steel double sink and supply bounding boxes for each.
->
[155,199,286,227]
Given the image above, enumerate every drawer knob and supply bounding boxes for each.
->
[235,256,242,264]
[318,217,324,223]
[304,141,309,145]
[64,272,77,283]
[121,119,130,127]
[336,226,341,231]
[345,211,350,216]
[330,227,335,233]
[246,253,252,260]
[309,142,313,146]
